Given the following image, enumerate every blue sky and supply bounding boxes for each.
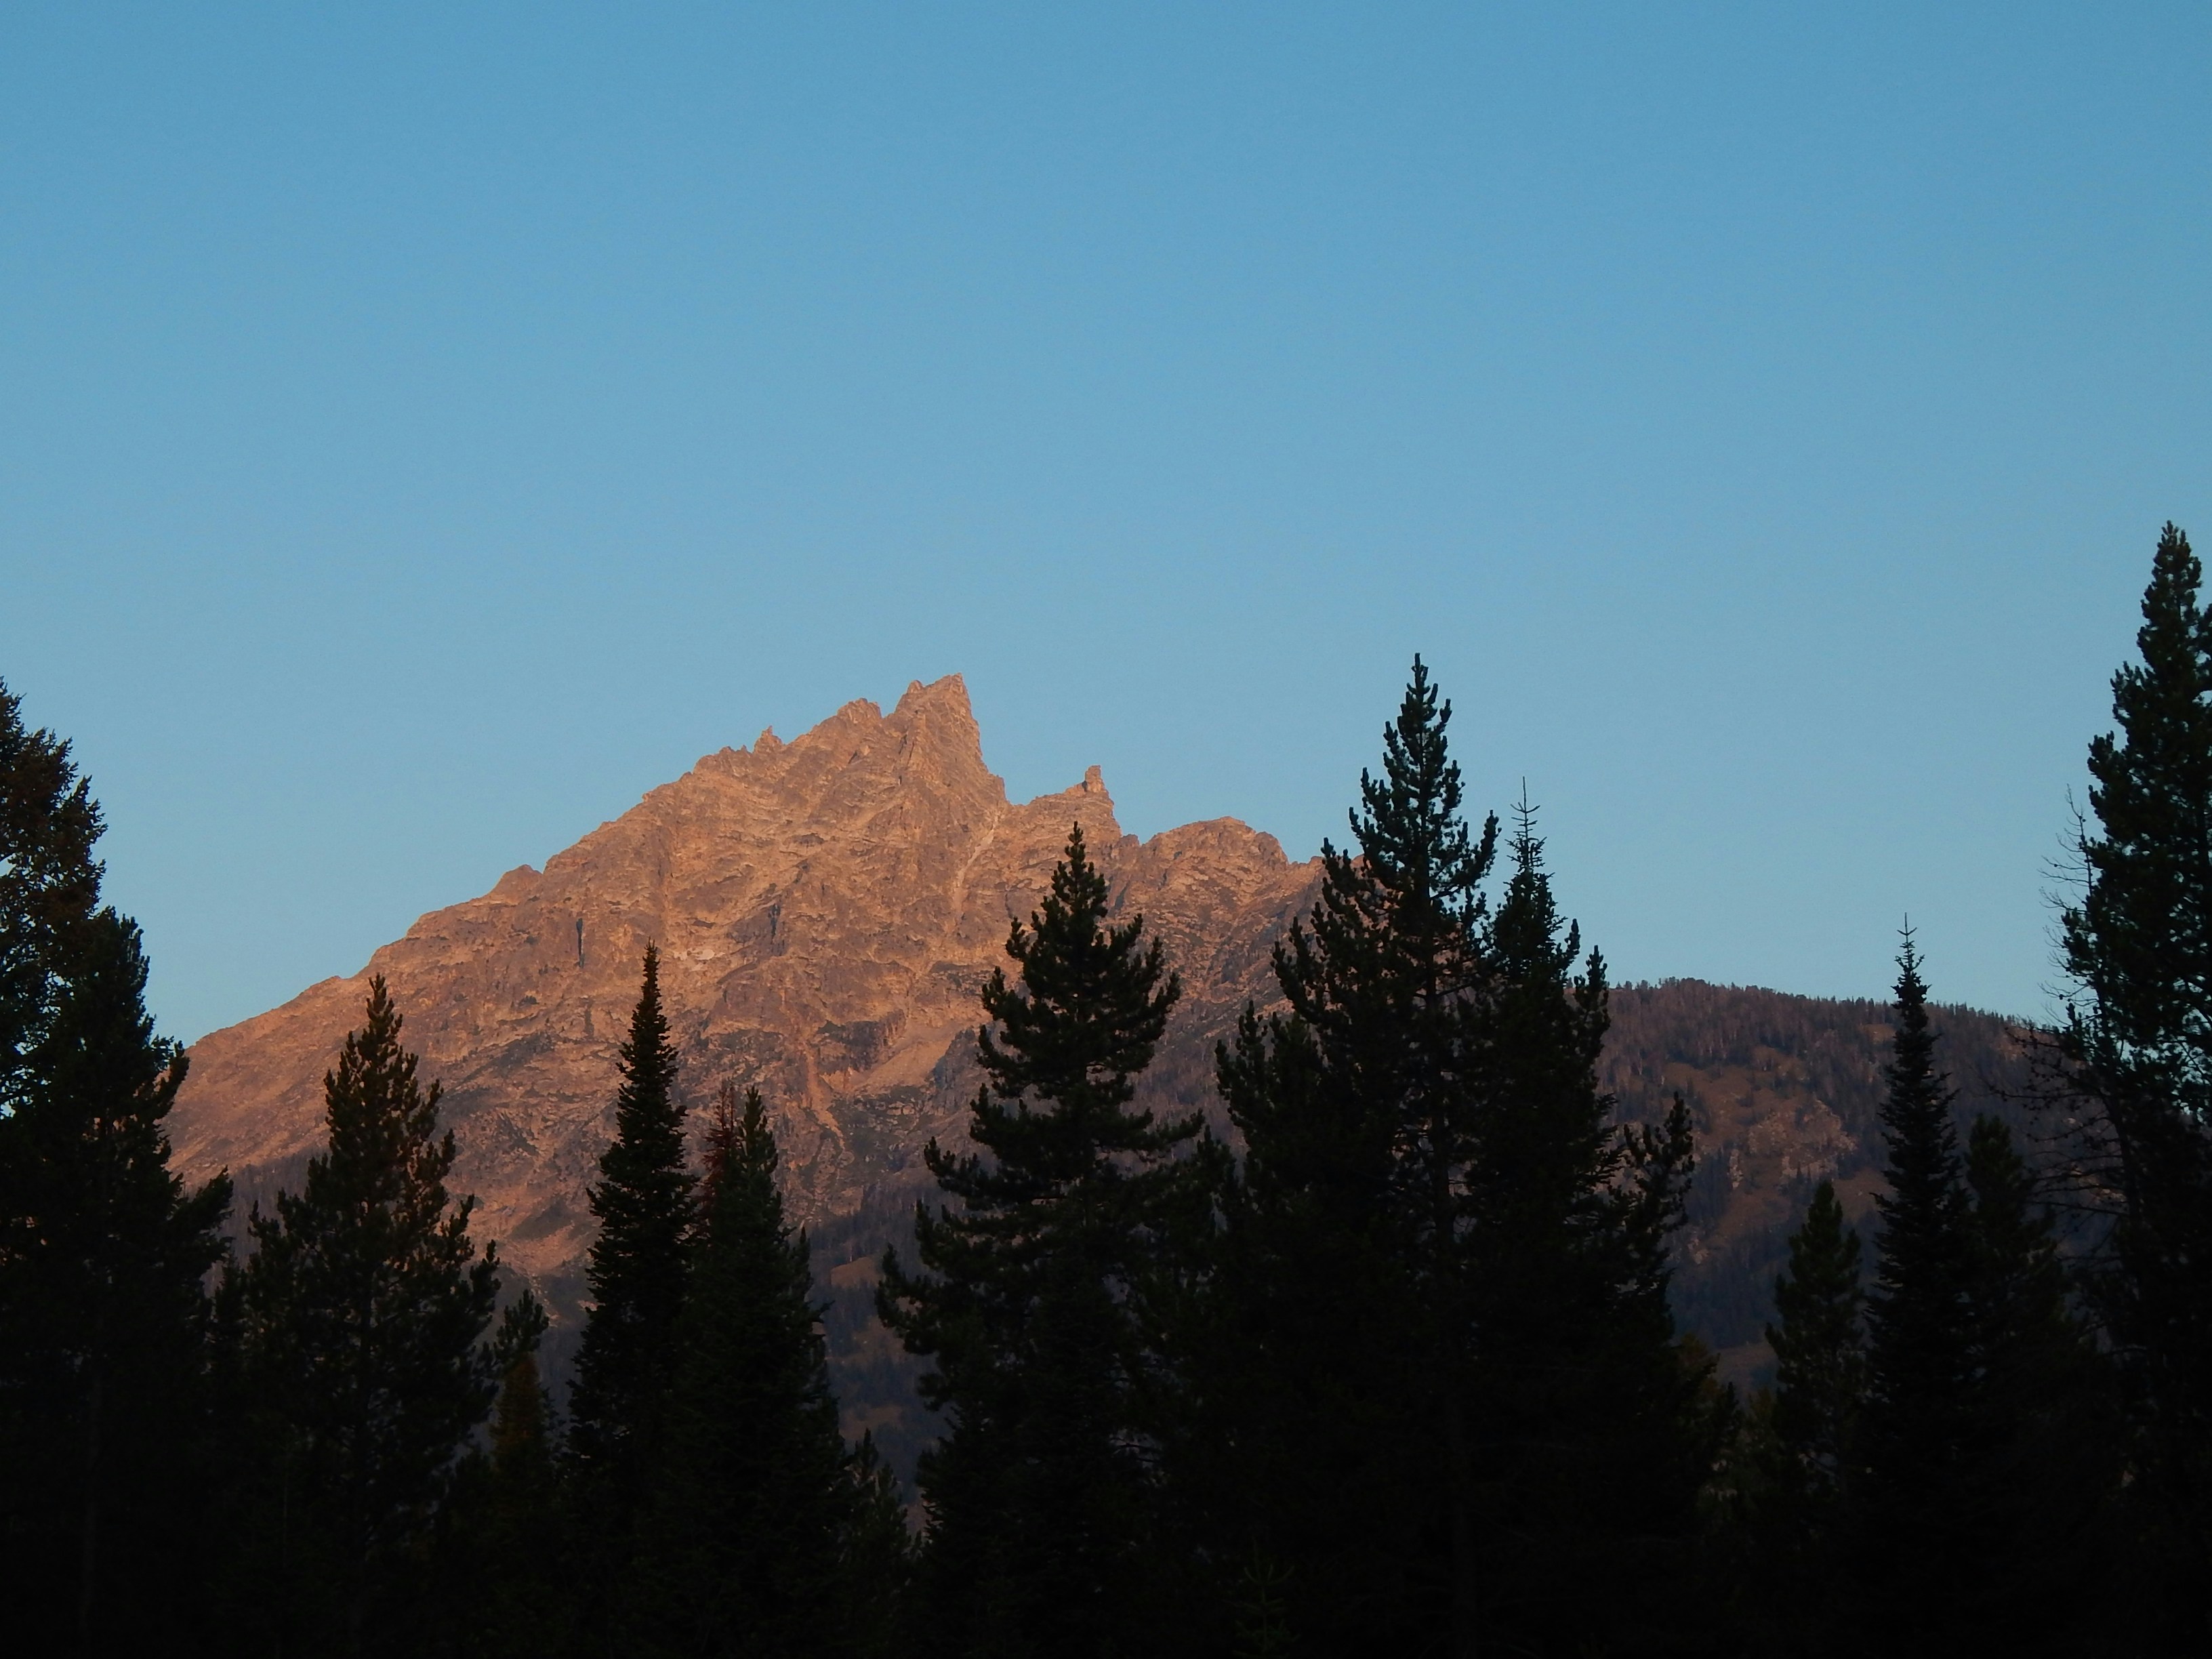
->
[3,3,2206,1040]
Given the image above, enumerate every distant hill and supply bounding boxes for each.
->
[168,676,2034,1470]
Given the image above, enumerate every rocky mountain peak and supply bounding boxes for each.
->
[170,680,1313,1313]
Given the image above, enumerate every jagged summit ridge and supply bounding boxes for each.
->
[169,678,1312,1316]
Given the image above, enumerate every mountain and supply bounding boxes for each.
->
[169,674,2032,1460]
[171,678,1310,1328]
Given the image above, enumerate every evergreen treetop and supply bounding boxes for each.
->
[638,1081,857,1659]
[1765,1179,1866,1498]
[567,942,696,1477]
[0,676,105,1111]
[2057,522,2212,1586]
[2065,523,2212,1092]
[236,975,501,1652]
[1865,934,1972,1436]
[0,907,232,1650]
[879,821,1192,1658]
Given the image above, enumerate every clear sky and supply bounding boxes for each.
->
[3,4,2206,1042]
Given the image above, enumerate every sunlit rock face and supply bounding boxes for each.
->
[171,674,1316,1324]
[171,675,2028,1404]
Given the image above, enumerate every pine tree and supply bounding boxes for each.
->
[0,690,232,1652]
[1459,807,1717,1655]
[2060,521,2212,1613]
[1856,937,1979,1644]
[1203,665,1714,1657]
[436,1291,568,1659]
[636,1082,859,1658]
[0,676,104,1109]
[878,823,1193,1659]
[1766,1181,1865,1511]
[564,943,695,1645]
[1952,1116,2118,1654]
[0,907,232,1652]
[233,976,502,1656]
[1205,659,1495,1654]
[1742,1179,1866,1650]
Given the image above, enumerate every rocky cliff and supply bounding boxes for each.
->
[172,674,1315,1330]
[170,674,2030,1446]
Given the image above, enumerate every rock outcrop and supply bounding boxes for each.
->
[173,675,1315,1326]
[171,674,2031,1424]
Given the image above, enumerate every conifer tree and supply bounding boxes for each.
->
[1204,665,1715,1657]
[1765,1181,1865,1513]
[0,908,232,1652]
[565,944,695,1643]
[437,1292,567,1659]
[0,676,104,1109]
[636,1082,859,1659]
[0,691,232,1651]
[1458,808,1716,1655]
[1742,1179,1866,1650]
[879,823,1193,1659]
[233,977,502,1655]
[2060,521,2212,1605]
[1206,659,1495,1653]
[1857,936,1975,1639]
[1950,1115,2118,1654]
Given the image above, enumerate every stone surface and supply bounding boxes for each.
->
[171,674,1315,1324]
[171,674,2030,1409]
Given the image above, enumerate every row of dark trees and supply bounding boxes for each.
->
[5,524,2212,1655]
[1729,524,2212,1654]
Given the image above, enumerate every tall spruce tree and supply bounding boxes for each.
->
[878,823,1193,1659]
[0,688,233,1653]
[1857,936,1975,1642]
[0,676,104,1110]
[565,943,696,1645]
[635,1082,863,1659]
[1460,806,1715,1656]
[1205,665,1714,1658]
[1208,660,1496,1652]
[232,977,502,1656]
[2060,521,2212,1615]
[0,909,232,1653]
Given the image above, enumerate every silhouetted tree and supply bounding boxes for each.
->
[1204,659,1496,1654]
[1856,937,1975,1645]
[0,908,231,1652]
[636,1082,874,1658]
[1202,664,1716,1657]
[1739,1179,1865,1650]
[1460,808,1718,1655]
[232,977,502,1656]
[2060,521,2212,1637]
[0,676,104,1109]
[434,1292,567,1659]
[565,944,696,1647]
[880,823,1193,1659]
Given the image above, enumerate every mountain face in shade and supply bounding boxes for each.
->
[171,674,1315,1329]
[170,674,2031,1453]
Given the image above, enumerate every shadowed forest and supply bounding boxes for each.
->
[7,527,2212,1656]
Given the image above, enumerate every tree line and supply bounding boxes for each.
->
[5,525,2212,1655]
